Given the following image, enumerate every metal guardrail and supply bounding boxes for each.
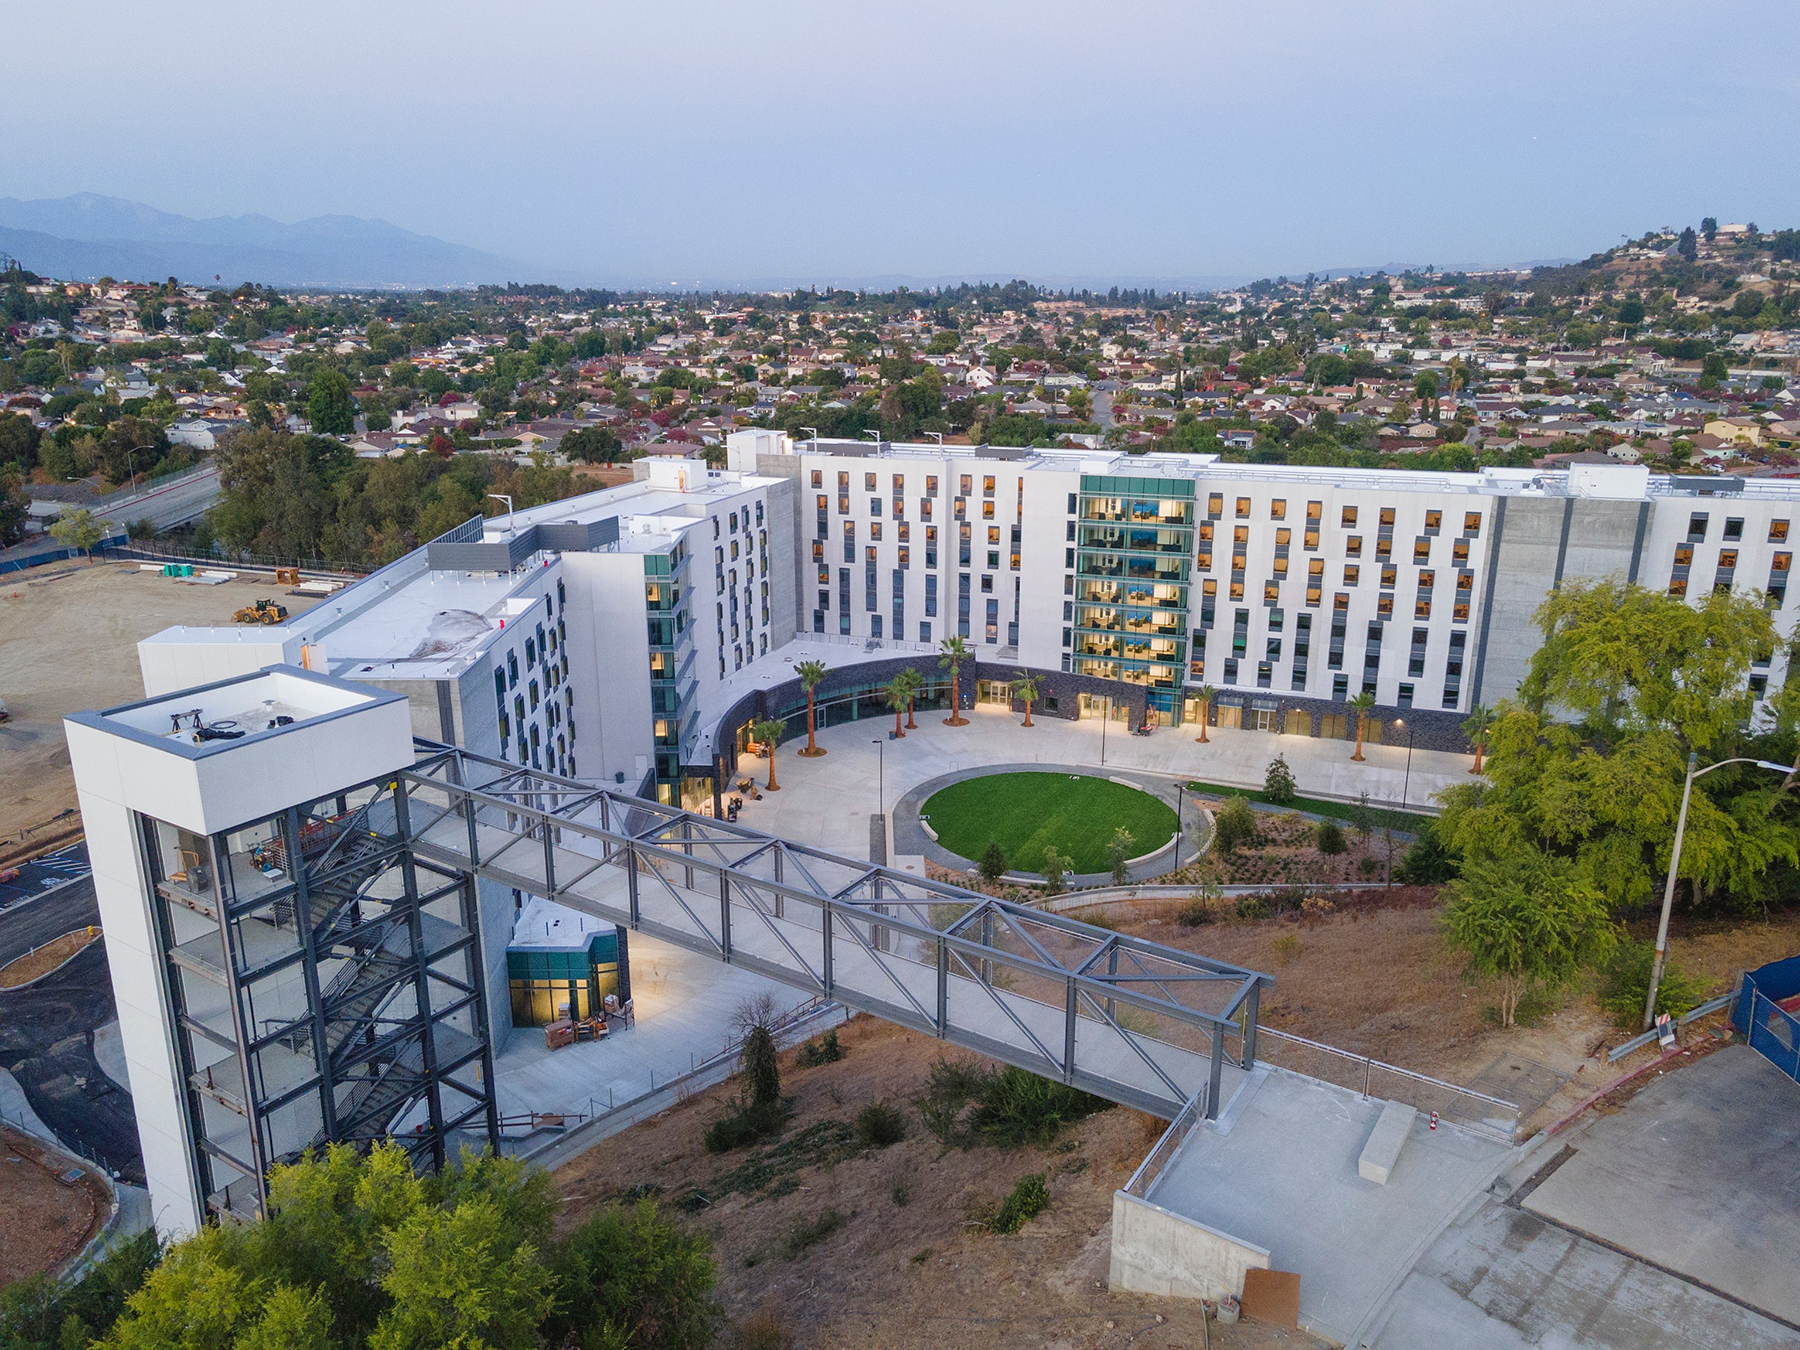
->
[1605,990,1737,1062]
[1121,1086,1207,1200]
[1254,1025,1523,1143]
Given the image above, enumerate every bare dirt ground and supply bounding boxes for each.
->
[1093,888,1800,1132]
[0,559,322,847]
[0,926,100,988]
[554,1016,1321,1350]
[0,1124,107,1287]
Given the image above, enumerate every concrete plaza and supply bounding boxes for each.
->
[733,702,1471,860]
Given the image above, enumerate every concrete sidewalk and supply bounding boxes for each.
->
[736,705,1467,860]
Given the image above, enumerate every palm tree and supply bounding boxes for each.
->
[1012,671,1042,727]
[796,659,828,757]
[751,717,786,791]
[938,635,972,727]
[1347,691,1377,762]
[897,666,923,730]
[884,674,912,738]
[1462,703,1496,775]
[1192,683,1217,744]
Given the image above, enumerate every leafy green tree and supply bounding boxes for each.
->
[0,409,43,471]
[1107,826,1137,885]
[0,472,27,547]
[1211,795,1259,854]
[1316,820,1347,855]
[1264,754,1297,804]
[1677,227,1698,261]
[1439,585,1796,915]
[306,368,355,435]
[561,425,626,464]
[370,1199,555,1350]
[979,841,1009,884]
[50,506,106,561]
[1440,844,1616,1027]
[547,1203,720,1350]
[1038,845,1071,894]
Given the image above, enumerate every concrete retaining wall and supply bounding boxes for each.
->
[1108,1190,1271,1302]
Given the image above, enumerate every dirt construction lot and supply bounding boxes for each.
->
[0,1125,108,1286]
[0,560,323,846]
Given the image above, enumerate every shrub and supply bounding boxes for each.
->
[913,1057,1110,1147]
[1273,932,1302,965]
[1264,755,1297,804]
[783,1209,846,1258]
[1315,820,1347,855]
[0,1227,160,1350]
[1396,818,1459,884]
[979,841,1008,883]
[1234,893,1270,920]
[968,1066,1112,1148]
[1039,845,1071,894]
[989,1173,1050,1234]
[1597,938,1707,1026]
[795,1028,843,1067]
[1358,855,1384,879]
[1212,796,1260,854]
[854,1100,906,1148]
[1178,883,1221,926]
[703,1100,788,1153]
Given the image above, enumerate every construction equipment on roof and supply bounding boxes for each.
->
[233,598,289,625]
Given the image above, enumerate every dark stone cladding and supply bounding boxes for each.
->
[696,655,1472,788]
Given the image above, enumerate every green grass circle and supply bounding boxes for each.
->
[919,772,1179,876]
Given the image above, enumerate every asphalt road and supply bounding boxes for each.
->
[91,463,220,531]
[0,867,140,1182]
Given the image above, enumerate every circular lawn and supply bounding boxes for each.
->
[919,772,1179,876]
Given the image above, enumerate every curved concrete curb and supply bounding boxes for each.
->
[894,762,1201,887]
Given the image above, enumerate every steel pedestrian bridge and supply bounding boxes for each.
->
[398,743,1273,1120]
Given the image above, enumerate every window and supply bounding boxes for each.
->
[1415,598,1432,619]
[1275,528,1291,547]
[1377,595,1393,617]
[1771,520,1790,543]
[1264,582,1280,603]
[1413,538,1431,563]
[1719,550,1738,570]
[1236,497,1251,518]
[1418,569,1435,589]
[864,472,877,491]
[1208,493,1223,516]
[1304,527,1320,549]
[1343,564,1360,585]
[1452,539,1469,564]
[1346,535,1362,556]
[983,475,996,495]
[1233,525,1249,546]
[1669,577,1689,596]
[1464,512,1482,534]
[1379,507,1396,527]
[1271,499,1286,520]
[810,469,822,488]
[870,521,883,541]
[1688,513,1708,540]
[1674,544,1694,567]
[1773,552,1792,572]
[1342,506,1358,527]
[1425,509,1441,530]
[982,500,995,520]
[1381,566,1397,588]
[1306,501,1322,521]
[1724,518,1744,541]
[960,475,972,495]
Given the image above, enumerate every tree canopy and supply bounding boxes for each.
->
[1437,580,1798,915]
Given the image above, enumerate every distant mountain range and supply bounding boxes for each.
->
[0,193,525,289]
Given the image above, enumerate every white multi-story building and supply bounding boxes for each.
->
[730,433,1794,744]
[84,433,1793,1233]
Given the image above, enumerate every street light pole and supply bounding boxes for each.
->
[1397,718,1416,807]
[1644,753,1796,1029]
[1100,695,1109,766]
[872,738,884,818]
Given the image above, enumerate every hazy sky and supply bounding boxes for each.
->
[9,1,1800,286]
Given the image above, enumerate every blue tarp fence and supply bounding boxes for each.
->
[1733,953,1800,1084]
